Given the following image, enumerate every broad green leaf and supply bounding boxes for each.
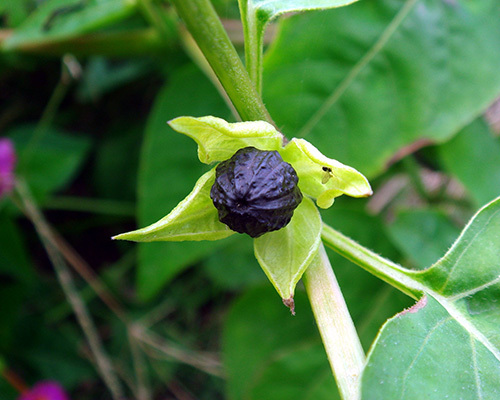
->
[3,0,136,51]
[362,197,500,398]
[363,295,500,399]
[114,168,234,242]
[9,125,91,201]
[280,138,372,208]
[137,66,231,301]
[438,118,500,208]
[386,208,461,270]
[223,286,339,400]
[254,196,321,301]
[263,0,500,177]
[169,116,283,164]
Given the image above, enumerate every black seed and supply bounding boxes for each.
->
[210,147,303,238]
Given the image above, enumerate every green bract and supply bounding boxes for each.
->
[114,116,371,307]
[169,116,283,164]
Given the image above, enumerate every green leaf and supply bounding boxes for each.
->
[263,0,500,177]
[254,196,321,300]
[1,0,31,27]
[362,197,500,398]
[238,0,359,92]
[168,116,283,164]
[114,168,234,242]
[3,0,136,51]
[386,208,461,270]
[137,66,231,301]
[203,235,267,290]
[0,213,35,285]
[9,125,91,201]
[280,138,372,208]
[438,118,500,208]
[223,286,339,400]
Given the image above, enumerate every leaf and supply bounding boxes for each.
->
[203,235,267,290]
[241,0,359,21]
[0,213,35,285]
[223,286,339,400]
[238,0,359,91]
[254,196,321,300]
[362,197,500,398]
[3,0,136,51]
[136,66,231,301]
[263,0,500,177]
[114,168,234,242]
[438,118,500,208]
[168,116,283,164]
[386,208,461,270]
[280,138,372,208]
[9,124,91,201]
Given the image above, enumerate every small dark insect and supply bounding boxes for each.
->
[210,147,303,238]
[43,1,87,31]
[322,166,333,184]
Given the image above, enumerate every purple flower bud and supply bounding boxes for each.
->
[18,381,69,400]
[0,138,16,197]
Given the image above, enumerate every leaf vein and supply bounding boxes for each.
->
[470,335,484,400]
[297,0,421,138]
[439,207,500,293]
[399,315,452,399]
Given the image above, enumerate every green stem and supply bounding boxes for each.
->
[170,0,273,124]
[303,244,365,400]
[238,1,263,94]
[321,223,421,299]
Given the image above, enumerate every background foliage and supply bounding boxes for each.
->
[1,0,499,398]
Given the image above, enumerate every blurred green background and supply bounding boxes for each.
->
[1,0,500,398]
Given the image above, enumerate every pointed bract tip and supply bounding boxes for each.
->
[282,297,295,316]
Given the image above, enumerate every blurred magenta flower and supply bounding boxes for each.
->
[0,138,16,197]
[18,381,69,400]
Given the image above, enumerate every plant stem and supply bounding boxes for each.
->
[170,0,274,124]
[238,1,263,94]
[303,244,365,400]
[321,223,422,299]
[15,180,125,400]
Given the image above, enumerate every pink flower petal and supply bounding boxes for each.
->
[18,381,69,400]
[0,138,16,197]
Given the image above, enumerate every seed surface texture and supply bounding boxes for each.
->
[210,147,303,238]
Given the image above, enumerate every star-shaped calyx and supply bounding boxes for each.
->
[113,116,372,311]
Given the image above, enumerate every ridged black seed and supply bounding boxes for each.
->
[210,147,303,238]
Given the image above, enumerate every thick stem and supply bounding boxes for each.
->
[321,223,421,299]
[304,244,365,400]
[170,0,273,124]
